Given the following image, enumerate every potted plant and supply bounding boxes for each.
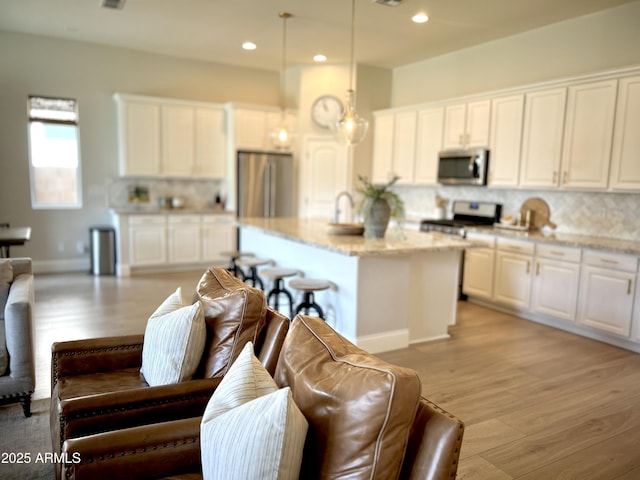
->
[356,175,405,238]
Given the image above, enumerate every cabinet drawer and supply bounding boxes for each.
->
[582,250,638,273]
[536,244,581,263]
[466,232,495,248]
[202,214,235,225]
[496,237,535,255]
[168,214,201,225]
[129,215,166,226]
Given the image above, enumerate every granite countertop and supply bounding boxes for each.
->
[237,217,477,257]
[468,226,640,256]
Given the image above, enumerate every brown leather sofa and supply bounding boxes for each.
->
[50,268,290,457]
[60,315,465,480]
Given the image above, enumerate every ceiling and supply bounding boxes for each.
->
[0,0,637,72]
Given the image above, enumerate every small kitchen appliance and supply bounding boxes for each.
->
[437,148,489,185]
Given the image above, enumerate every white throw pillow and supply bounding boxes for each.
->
[141,287,206,386]
[200,342,308,480]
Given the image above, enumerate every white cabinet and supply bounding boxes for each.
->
[560,79,618,189]
[414,107,444,184]
[488,95,524,187]
[232,107,297,151]
[632,275,640,342]
[609,75,640,190]
[519,88,567,187]
[167,215,201,264]
[577,250,638,337]
[531,244,581,322]
[371,110,417,184]
[462,233,496,300]
[493,238,534,310]
[442,100,491,149]
[202,214,236,262]
[117,98,161,176]
[162,105,195,177]
[129,215,167,266]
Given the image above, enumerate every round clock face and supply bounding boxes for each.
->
[311,95,344,129]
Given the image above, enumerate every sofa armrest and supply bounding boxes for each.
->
[4,273,35,382]
[62,417,202,480]
[400,397,465,480]
[54,377,221,452]
[51,335,144,391]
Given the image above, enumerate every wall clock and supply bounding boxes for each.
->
[311,95,344,129]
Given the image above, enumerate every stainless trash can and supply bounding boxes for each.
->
[90,226,116,275]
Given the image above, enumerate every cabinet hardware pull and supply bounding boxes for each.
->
[552,171,557,184]
[563,171,569,183]
[536,262,540,276]
[629,279,633,295]
[527,261,531,274]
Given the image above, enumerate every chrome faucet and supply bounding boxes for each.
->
[333,191,354,224]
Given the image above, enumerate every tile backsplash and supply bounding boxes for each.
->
[396,185,640,241]
[107,177,227,211]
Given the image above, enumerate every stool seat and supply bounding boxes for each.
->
[262,268,300,318]
[261,268,300,280]
[220,251,254,280]
[289,278,332,320]
[236,257,273,290]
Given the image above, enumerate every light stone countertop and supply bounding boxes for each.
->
[237,217,477,257]
[468,226,640,256]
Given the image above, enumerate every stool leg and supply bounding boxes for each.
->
[295,292,324,320]
[245,267,264,290]
[267,279,295,318]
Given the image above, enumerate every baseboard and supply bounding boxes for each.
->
[357,329,410,354]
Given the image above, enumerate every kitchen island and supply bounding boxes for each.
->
[237,217,476,353]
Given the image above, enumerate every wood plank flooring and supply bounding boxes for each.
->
[31,270,640,479]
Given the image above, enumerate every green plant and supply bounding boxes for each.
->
[356,175,405,219]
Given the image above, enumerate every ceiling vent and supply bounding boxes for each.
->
[101,0,125,10]
[372,0,404,6]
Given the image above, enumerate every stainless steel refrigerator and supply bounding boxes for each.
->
[236,150,293,218]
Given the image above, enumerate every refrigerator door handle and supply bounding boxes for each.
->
[269,160,277,217]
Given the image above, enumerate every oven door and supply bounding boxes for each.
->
[437,149,488,185]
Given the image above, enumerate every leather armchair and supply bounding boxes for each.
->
[0,258,35,417]
[50,269,290,457]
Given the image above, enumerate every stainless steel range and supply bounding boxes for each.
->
[420,201,502,238]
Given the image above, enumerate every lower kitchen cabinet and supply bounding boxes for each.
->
[129,215,167,266]
[168,215,201,264]
[577,250,638,337]
[530,245,581,322]
[462,234,495,300]
[493,238,534,310]
[202,214,236,262]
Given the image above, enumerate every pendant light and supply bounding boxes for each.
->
[331,0,369,146]
[270,12,294,150]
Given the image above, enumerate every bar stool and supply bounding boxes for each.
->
[261,268,300,318]
[236,257,273,290]
[289,278,332,320]
[220,250,254,280]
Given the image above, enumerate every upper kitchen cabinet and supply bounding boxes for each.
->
[488,95,524,187]
[414,106,444,185]
[609,75,640,191]
[115,94,227,178]
[230,106,297,152]
[560,79,617,190]
[519,88,567,187]
[442,100,491,150]
[371,109,417,185]
[116,95,161,177]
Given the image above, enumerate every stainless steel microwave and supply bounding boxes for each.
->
[437,148,489,185]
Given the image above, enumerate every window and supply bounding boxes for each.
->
[27,96,82,209]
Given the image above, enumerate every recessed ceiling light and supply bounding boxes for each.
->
[412,13,429,23]
[314,54,327,62]
[242,42,257,50]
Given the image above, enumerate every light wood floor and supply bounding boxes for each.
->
[32,270,640,479]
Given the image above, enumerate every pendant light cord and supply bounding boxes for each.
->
[349,0,356,92]
[279,12,291,113]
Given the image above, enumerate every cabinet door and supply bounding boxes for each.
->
[120,101,161,176]
[196,107,226,178]
[129,217,166,266]
[442,104,467,149]
[609,75,640,190]
[494,250,533,309]
[462,248,495,299]
[202,216,236,262]
[414,107,444,184]
[167,216,201,264]
[371,114,395,183]
[489,95,524,187]
[466,100,491,148]
[393,111,417,184]
[519,88,566,187]
[234,109,267,150]
[162,105,195,177]
[531,259,580,322]
[561,79,617,189]
[578,265,635,337]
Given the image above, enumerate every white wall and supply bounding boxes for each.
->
[0,31,280,271]
[392,1,640,106]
